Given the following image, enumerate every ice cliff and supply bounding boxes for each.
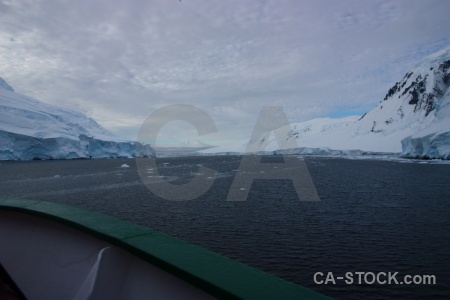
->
[0,80,154,160]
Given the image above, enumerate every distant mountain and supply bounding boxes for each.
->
[177,139,213,148]
[206,47,450,159]
[0,79,154,160]
[153,140,215,157]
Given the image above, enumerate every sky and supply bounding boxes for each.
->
[1,0,450,147]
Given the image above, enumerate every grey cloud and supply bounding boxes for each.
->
[1,0,449,145]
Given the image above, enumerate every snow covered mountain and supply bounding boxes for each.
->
[207,47,450,159]
[0,78,14,92]
[0,80,154,160]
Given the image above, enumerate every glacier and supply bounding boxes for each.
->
[0,80,154,160]
[402,132,450,160]
[2,46,449,160]
[203,46,450,159]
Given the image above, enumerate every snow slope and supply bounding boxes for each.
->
[0,78,14,92]
[0,81,154,160]
[204,47,450,159]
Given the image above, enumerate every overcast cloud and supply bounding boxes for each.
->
[1,0,449,146]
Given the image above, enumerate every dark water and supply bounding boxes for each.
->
[1,156,449,299]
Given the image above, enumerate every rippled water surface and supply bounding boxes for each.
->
[1,156,449,299]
